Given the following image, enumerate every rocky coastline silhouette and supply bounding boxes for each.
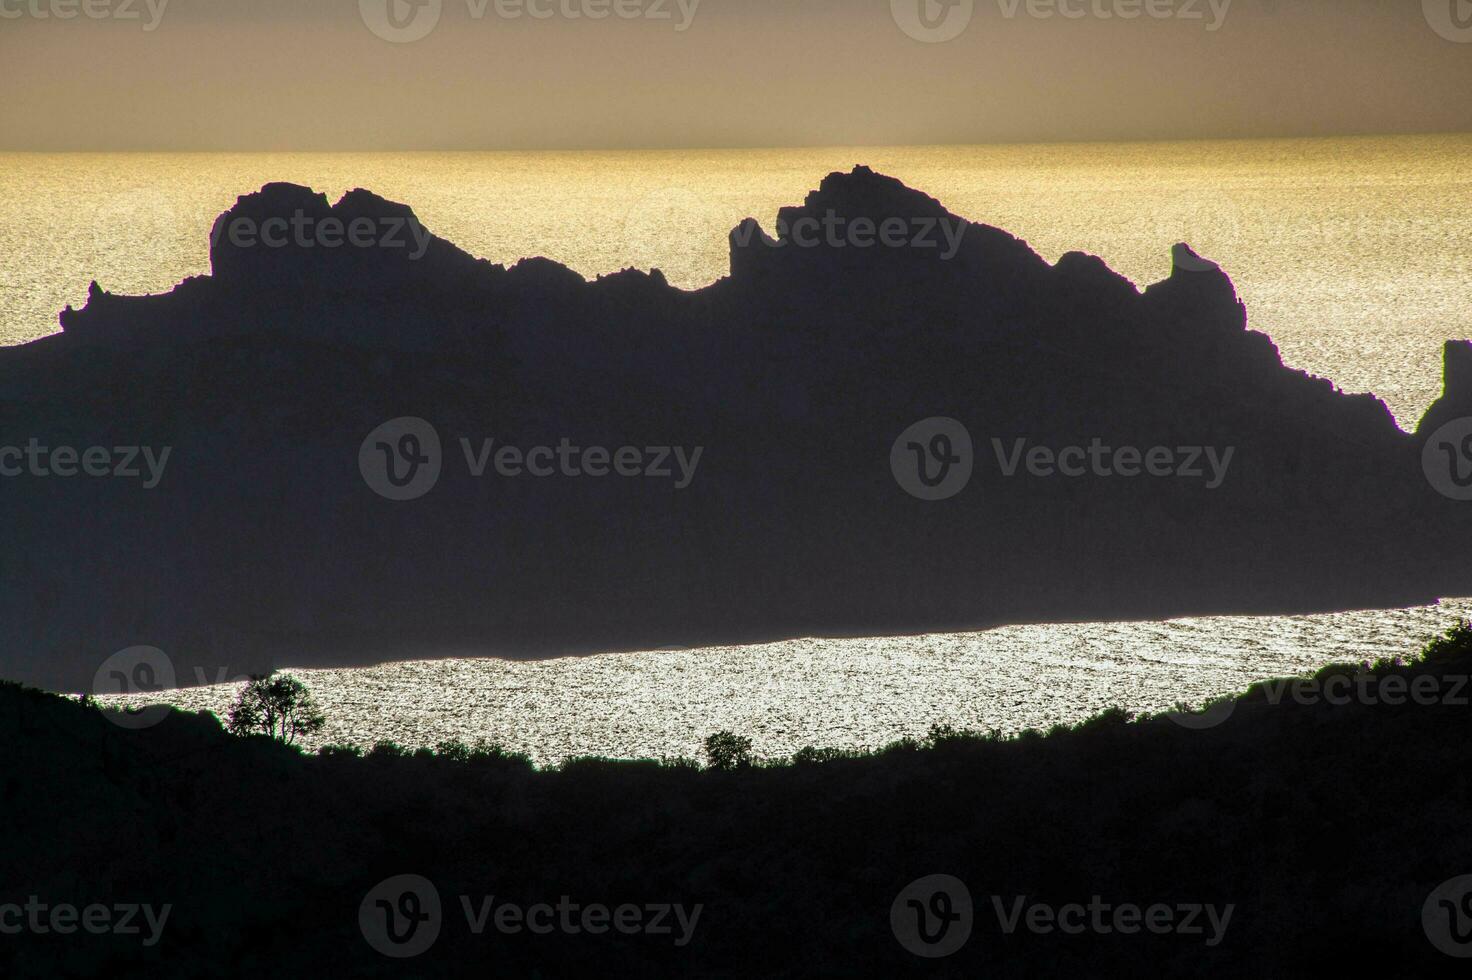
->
[2,166,1469,691]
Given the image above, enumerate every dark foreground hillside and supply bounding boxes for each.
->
[5,624,1472,977]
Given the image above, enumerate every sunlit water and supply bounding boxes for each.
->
[3,135,1470,427]
[94,599,1472,765]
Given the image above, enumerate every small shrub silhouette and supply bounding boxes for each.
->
[368,739,406,759]
[1423,619,1472,666]
[435,738,472,761]
[791,745,854,765]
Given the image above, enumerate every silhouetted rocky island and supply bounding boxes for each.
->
[2,167,1469,690]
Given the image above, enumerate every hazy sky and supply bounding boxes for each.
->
[2,0,1470,149]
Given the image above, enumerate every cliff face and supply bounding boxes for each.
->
[3,169,1469,690]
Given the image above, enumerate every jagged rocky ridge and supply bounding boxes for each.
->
[2,167,1469,690]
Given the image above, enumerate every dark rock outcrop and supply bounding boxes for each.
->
[1420,340,1472,433]
[3,168,1469,691]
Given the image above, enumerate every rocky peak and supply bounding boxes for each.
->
[1418,340,1472,434]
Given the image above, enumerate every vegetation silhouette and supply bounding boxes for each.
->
[225,673,327,745]
[702,731,753,770]
[3,623,1471,976]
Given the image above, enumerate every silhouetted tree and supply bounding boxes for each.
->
[703,731,753,770]
[226,673,326,745]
